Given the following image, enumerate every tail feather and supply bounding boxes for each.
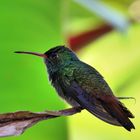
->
[98,95,135,131]
[119,103,135,118]
[118,97,135,118]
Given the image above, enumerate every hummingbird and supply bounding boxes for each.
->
[15,45,135,131]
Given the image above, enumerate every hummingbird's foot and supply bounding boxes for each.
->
[73,106,83,112]
[44,107,83,116]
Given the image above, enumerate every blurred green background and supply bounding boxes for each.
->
[0,0,139,140]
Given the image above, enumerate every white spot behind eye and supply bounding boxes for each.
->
[51,53,57,58]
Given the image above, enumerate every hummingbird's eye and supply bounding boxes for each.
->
[51,52,58,59]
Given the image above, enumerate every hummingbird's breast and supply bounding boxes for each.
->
[48,66,80,107]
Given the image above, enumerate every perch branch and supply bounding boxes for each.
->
[0,107,83,137]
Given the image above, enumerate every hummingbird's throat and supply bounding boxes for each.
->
[14,51,47,58]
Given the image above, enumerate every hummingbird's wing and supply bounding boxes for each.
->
[63,80,121,126]
[59,75,134,131]
[59,74,121,125]
[68,80,135,131]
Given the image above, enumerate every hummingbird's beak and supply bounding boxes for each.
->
[14,51,47,58]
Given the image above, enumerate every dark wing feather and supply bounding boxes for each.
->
[60,79,121,126]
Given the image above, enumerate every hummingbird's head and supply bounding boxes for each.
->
[44,45,78,65]
[15,45,78,69]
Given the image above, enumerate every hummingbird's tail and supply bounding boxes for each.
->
[98,95,135,131]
